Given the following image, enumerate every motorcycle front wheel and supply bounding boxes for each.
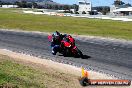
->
[63,48,71,57]
[75,48,83,58]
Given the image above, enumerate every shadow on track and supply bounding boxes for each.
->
[58,54,91,59]
[81,55,91,59]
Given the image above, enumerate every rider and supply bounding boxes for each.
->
[51,31,75,55]
[60,34,75,52]
[67,35,75,47]
[62,34,75,47]
[51,31,63,55]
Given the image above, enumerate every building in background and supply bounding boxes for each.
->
[110,0,132,16]
[1,5,18,8]
[78,0,92,14]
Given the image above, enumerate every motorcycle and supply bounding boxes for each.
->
[60,39,83,58]
[48,34,83,58]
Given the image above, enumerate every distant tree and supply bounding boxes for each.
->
[15,1,24,8]
[54,5,59,10]
[82,11,86,14]
[37,5,43,9]
[125,3,131,7]
[0,1,12,5]
[0,0,1,3]
[73,4,79,12]
[64,10,70,13]
[0,0,1,6]
[75,11,79,14]
[63,5,70,10]
[21,1,27,8]
[49,4,52,9]
[113,0,125,6]
[93,6,110,15]
[27,3,32,8]
[101,6,110,15]
[70,11,73,14]
[15,1,37,8]
[15,1,20,7]
[32,2,38,8]
[59,5,63,10]
[52,5,56,9]
[46,4,51,9]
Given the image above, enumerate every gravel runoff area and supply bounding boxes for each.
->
[0,49,114,79]
[0,49,131,88]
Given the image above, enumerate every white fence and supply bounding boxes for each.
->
[1,5,18,8]
[23,10,132,22]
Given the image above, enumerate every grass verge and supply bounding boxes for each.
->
[0,55,80,88]
[0,8,132,40]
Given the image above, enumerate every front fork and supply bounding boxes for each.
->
[72,46,78,54]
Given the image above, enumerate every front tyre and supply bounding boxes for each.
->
[63,48,70,57]
[76,48,83,58]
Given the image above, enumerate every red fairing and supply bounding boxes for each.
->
[69,37,75,43]
[73,46,77,49]
[64,42,71,47]
[67,36,75,46]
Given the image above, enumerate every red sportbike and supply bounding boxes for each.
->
[60,39,83,58]
[48,34,83,58]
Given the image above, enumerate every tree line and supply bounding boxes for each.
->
[113,0,131,6]
[0,0,131,15]
[0,0,78,10]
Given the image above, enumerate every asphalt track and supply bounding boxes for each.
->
[0,30,132,80]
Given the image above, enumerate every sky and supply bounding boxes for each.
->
[53,0,132,6]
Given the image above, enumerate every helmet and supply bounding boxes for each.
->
[66,35,75,44]
[52,31,60,39]
[63,36,70,42]
[67,35,72,38]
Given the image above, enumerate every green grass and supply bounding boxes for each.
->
[0,55,80,88]
[0,8,132,40]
